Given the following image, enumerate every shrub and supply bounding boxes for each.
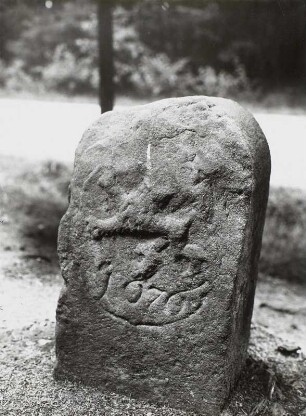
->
[0,3,256,100]
[192,62,253,98]
[129,53,189,97]
[0,58,43,94]
[124,49,253,99]
[41,45,98,94]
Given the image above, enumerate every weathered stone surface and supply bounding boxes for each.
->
[54,96,270,414]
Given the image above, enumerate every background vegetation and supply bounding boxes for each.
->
[1,0,306,101]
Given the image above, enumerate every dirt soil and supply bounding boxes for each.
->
[0,155,305,416]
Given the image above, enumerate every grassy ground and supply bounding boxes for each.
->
[1,156,306,415]
[260,188,306,284]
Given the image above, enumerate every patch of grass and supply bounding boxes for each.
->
[1,320,305,416]
[225,324,306,416]
[0,321,191,416]
[260,187,306,284]
[0,156,71,281]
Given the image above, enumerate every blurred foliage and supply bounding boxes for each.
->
[0,0,305,98]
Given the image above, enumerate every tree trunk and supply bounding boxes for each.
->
[97,0,114,113]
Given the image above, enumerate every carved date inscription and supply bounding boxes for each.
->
[79,143,224,326]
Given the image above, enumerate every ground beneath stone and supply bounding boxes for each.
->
[0,156,305,416]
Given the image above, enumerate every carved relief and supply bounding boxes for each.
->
[56,97,270,414]
[78,142,225,326]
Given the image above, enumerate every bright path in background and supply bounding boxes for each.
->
[0,98,305,190]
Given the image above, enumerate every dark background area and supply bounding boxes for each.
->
[1,0,305,102]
